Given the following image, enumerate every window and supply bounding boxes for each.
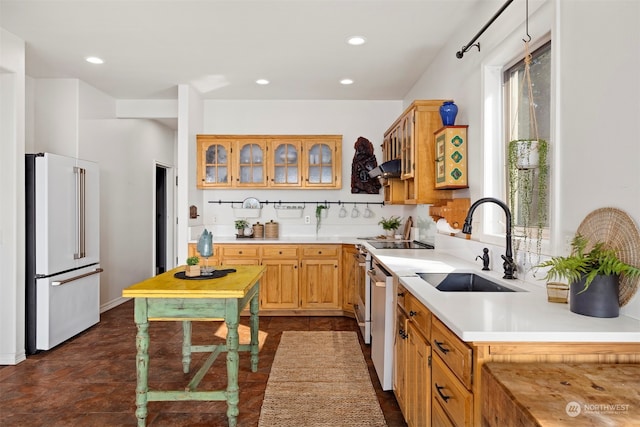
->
[503,41,551,242]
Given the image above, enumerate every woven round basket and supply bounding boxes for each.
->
[576,207,640,306]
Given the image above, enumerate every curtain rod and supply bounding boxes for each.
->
[456,0,514,59]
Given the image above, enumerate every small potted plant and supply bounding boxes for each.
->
[537,234,640,318]
[235,219,249,237]
[378,216,402,238]
[185,256,200,277]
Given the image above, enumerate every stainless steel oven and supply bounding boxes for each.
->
[353,244,371,344]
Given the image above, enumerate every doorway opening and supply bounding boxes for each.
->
[155,164,174,274]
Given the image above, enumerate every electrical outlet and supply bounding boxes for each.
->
[304,215,311,224]
[212,216,217,223]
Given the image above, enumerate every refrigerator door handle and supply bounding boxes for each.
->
[74,166,86,259]
[51,268,103,287]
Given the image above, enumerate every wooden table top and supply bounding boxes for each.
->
[122,265,265,299]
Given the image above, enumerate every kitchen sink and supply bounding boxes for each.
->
[416,272,522,292]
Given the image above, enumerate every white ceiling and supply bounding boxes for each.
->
[1,0,483,100]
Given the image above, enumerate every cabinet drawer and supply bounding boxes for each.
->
[431,317,473,390]
[261,245,299,259]
[432,354,473,427]
[432,398,456,427]
[301,245,340,258]
[220,245,260,258]
[406,293,431,340]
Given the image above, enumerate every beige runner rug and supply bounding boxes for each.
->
[258,331,387,427]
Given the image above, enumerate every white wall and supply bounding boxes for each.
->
[0,28,26,364]
[405,0,640,317]
[80,119,175,307]
[192,100,411,240]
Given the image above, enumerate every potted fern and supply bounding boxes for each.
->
[185,256,201,277]
[378,216,402,238]
[537,234,640,318]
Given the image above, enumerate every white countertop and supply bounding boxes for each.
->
[365,244,640,343]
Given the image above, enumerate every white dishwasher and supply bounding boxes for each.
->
[368,259,395,391]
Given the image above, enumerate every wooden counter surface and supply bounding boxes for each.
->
[122,265,265,299]
[482,362,640,426]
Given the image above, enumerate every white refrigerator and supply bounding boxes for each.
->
[25,153,102,354]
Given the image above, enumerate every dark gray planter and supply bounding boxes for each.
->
[570,274,620,318]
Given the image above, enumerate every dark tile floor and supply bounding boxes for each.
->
[1,301,407,426]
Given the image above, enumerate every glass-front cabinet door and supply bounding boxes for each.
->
[304,139,341,188]
[235,140,267,187]
[400,110,415,179]
[197,138,232,188]
[271,140,301,187]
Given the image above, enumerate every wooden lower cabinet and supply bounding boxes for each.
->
[300,258,340,309]
[406,321,431,427]
[394,306,409,419]
[189,243,345,313]
[341,244,357,312]
[261,258,299,309]
[393,287,640,427]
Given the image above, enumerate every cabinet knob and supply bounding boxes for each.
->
[397,292,405,297]
[318,251,322,254]
[239,251,243,254]
[279,251,282,254]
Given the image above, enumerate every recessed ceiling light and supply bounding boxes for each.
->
[256,79,270,85]
[347,36,366,46]
[85,56,104,64]
[340,79,354,85]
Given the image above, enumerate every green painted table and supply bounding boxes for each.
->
[122,265,265,427]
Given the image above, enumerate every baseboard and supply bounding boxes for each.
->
[0,351,26,365]
[101,296,131,313]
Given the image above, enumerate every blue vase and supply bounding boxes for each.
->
[439,101,458,126]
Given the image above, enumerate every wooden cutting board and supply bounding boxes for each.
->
[403,216,413,240]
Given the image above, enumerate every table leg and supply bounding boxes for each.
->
[134,299,149,427]
[225,313,240,427]
[250,291,259,372]
[182,320,192,373]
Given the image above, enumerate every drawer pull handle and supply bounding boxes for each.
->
[397,292,405,297]
[435,383,451,402]
[409,310,418,317]
[434,340,450,354]
[398,328,407,339]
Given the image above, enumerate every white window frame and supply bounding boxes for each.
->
[480,12,555,264]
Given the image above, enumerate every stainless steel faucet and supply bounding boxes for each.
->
[462,197,516,279]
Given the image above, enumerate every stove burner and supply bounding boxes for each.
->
[367,240,434,250]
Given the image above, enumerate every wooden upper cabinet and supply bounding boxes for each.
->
[197,137,233,188]
[302,138,342,188]
[197,135,341,189]
[235,139,267,187]
[383,100,453,204]
[270,139,302,187]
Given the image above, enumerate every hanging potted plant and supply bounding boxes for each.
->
[508,138,549,260]
[536,234,640,318]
